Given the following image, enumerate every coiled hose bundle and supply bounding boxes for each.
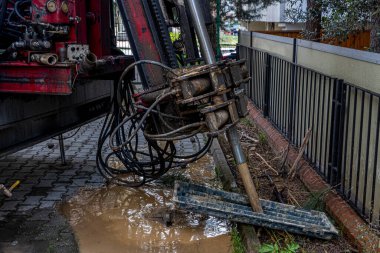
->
[96,61,213,187]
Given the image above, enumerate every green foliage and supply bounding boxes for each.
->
[214,166,222,179]
[260,243,279,253]
[285,0,380,51]
[240,118,252,127]
[231,226,245,253]
[220,34,238,47]
[220,0,280,26]
[259,242,300,253]
[47,243,56,253]
[303,188,330,211]
[284,0,306,23]
[169,32,180,42]
[258,132,267,145]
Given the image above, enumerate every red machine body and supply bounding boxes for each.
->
[0,0,123,95]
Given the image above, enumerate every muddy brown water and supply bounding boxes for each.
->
[60,155,232,253]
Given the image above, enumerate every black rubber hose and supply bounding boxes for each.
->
[0,0,8,34]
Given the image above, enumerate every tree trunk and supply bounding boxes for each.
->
[305,0,322,41]
[370,1,380,53]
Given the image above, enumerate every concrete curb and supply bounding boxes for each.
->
[209,138,261,253]
[247,102,380,253]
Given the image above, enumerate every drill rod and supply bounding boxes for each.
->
[186,0,263,213]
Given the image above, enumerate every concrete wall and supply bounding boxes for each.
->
[240,31,380,93]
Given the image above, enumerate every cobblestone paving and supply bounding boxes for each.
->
[0,119,106,253]
[0,118,204,253]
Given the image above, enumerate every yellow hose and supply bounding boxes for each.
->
[9,180,20,191]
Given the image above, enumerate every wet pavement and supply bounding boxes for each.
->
[60,156,230,253]
[0,118,231,253]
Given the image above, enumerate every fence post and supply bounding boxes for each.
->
[328,79,346,186]
[250,31,253,47]
[248,32,253,100]
[288,38,298,142]
[263,53,271,117]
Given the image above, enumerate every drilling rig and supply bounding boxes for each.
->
[0,0,339,238]
[0,0,260,210]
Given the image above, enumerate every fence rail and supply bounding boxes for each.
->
[255,30,371,51]
[238,43,380,229]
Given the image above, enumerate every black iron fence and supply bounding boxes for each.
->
[238,43,380,229]
[113,3,132,56]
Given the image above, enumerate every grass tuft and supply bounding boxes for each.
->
[231,226,245,253]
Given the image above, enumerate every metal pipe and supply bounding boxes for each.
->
[79,52,97,73]
[227,127,263,213]
[186,0,263,213]
[0,184,12,198]
[59,134,66,165]
[31,53,58,65]
[186,0,216,64]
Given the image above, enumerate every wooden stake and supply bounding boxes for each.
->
[238,162,263,213]
[289,129,312,180]
[255,152,279,176]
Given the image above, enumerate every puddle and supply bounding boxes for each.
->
[60,155,231,253]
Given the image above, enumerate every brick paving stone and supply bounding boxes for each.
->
[0,201,22,211]
[60,170,77,176]
[76,171,94,177]
[70,179,87,187]
[0,169,16,177]
[41,173,58,181]
[4,159,21,167]
[8,191,28,201]
[21,154,35,159]
[17,166,34,174]
[81,166,96,173]
[44,191,64,201]
[85,182,103,187]
[0,156,16,161]
[71,158,87,164]
[64,186,81,197]
[23,196,43,205]
[0,118,105,252]
[79,148,92,153]
[36,180,55,188]
[69,143,82,148]
[51,185,66,192]
[55,176,73,184]
[87,175,104,183]
[0,161,11,168]
[31,155,48,161]
[23,160,40,166]
[11,172,31,180]
[73,154,88,159]
[18,204,37,212]
[68,163,82,169]
[29,187,49,197]
[30,170,45,176]
[22,176,40,185]
[29,210,52,221]
[11,187,32,197]
[84,161,97,166]
[64,151,78,156]
[0,211,8,221]
[39,201,56,209]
